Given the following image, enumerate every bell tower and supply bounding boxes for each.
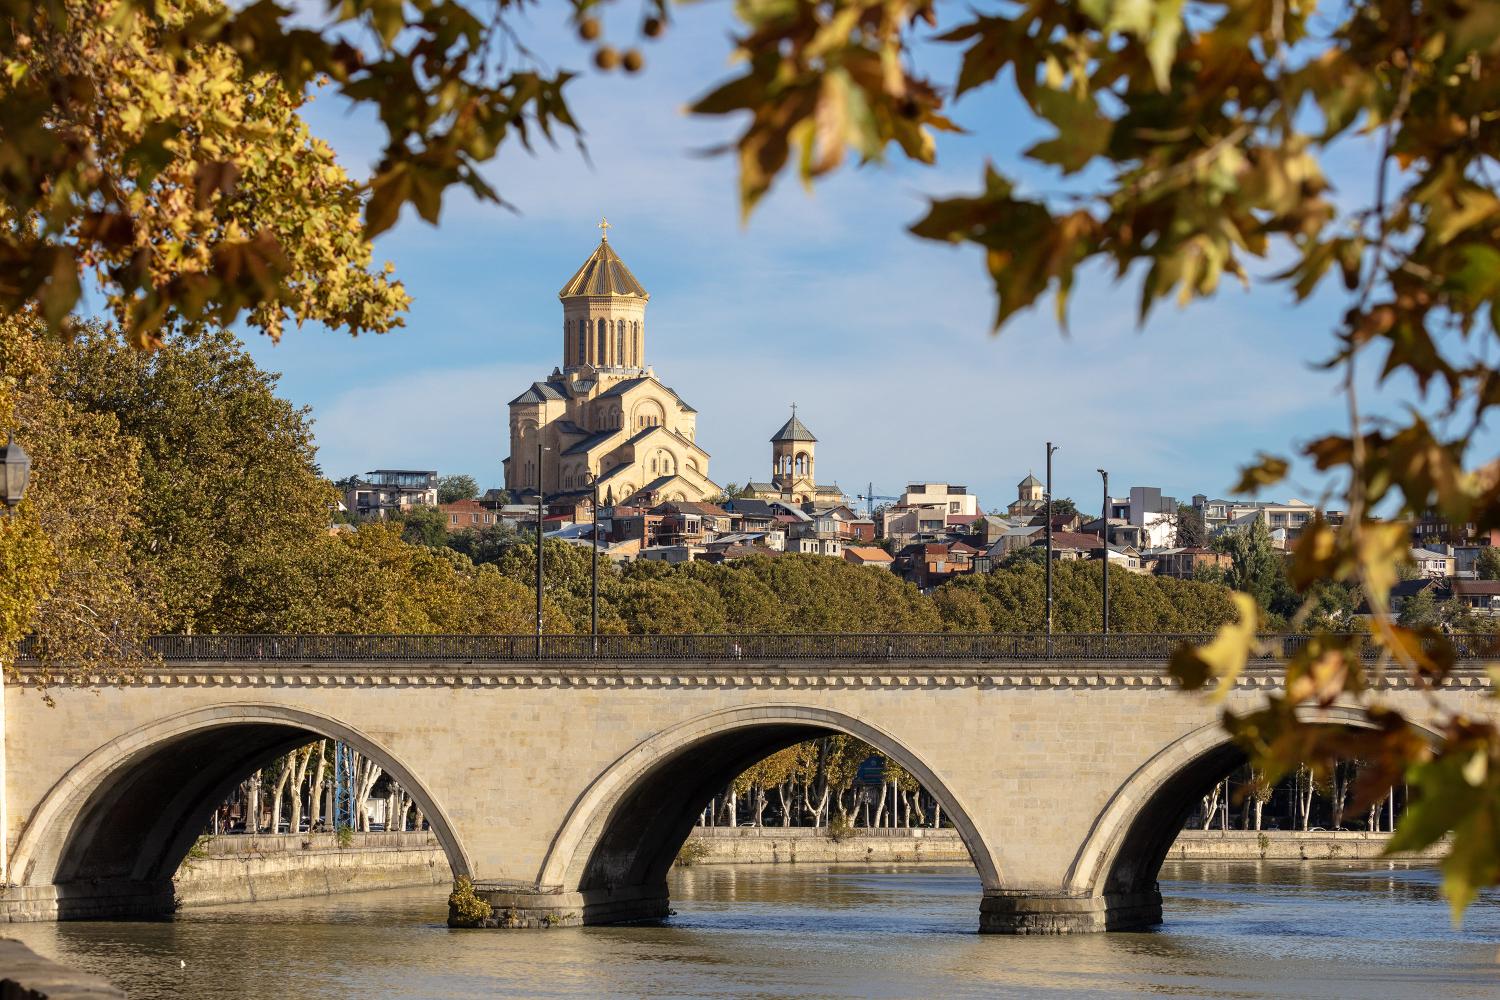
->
[770,405,817,501]
[558,218,649,372]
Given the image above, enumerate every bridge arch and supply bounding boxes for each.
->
[534,704,999,922]
[1067,705,1441,904]
[9,703,470,915]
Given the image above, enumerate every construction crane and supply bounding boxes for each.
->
[854,482,899,518]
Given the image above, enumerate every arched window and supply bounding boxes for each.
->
[616,320,625,364]
[633,322,642,366]
[597,318,606,360]
[576,320,585,363]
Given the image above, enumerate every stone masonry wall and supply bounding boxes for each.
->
[172,832,448,908]
[680,827,1443,866]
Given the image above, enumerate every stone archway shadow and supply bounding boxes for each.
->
[8,703,472,918]
[1065,704,1443,905]
[529,703,1001,922]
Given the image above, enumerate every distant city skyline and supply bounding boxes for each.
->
[239,4,1478,513]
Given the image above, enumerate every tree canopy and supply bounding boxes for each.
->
[437,475,480,504]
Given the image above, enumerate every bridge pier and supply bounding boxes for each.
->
[463,883,669,928]
[0,879,175,923]
[978,888,1162,934]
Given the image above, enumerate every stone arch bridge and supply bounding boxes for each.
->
[2,633,1492,933]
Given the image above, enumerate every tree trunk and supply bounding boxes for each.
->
[932,800,942,829]
[352,753,383,833]
[268,756,293,835]
[246,770,262,834]
[288,746,313,835]
[775,782,793,827]
[872,783,887,829]
[1200,783,1221,830]
[307,741,327,831]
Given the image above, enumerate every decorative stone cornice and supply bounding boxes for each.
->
[10,660,1495,692]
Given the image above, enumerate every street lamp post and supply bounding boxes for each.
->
[1098,468,1110,638]
[535,442,548,658]
[1045,441,1059,646]
[1,434,32,514]
[589,473,600,652]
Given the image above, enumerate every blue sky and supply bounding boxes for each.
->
[241,5,1458,512]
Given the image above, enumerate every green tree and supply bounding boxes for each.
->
[1214,519,1297,622]
[1475,548,1500,582]
[1045,497,1079,523]
[51,327,335,632]
[437,475,479,504]
[1397,588,1440,629]
[446,523,524,566]
[397,506,449,548]
[0,314,158,684]
[1176,505,1209,549]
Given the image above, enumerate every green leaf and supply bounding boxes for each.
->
[1146,0,1185,91]
[1024,88,1112,174]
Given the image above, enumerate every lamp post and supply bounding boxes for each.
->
[1045,441,1059,646]
[1098,468,1109,638]
[1,434,32,514]
[589,472,600,653]
[535,442,549,658]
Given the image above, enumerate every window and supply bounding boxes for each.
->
[616,320,625,363]
[597,318,606,359]
[576,320,585,362]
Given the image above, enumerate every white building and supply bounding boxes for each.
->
[898,482,979,517]
[1108,486,1177,549]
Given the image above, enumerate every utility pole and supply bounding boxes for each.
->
[1045,441,1058,645]
[535,441,546,659]
[1098,468,1110,637]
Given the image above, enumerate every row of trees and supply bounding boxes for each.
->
[211,741,425,838]
[704,737,942,832]
[697,744,1409,838]
[1192,763,1406,834]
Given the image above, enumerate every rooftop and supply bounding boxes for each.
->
[770,411,817,443]
[558,237,649,299]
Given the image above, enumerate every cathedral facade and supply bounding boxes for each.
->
[503,225,718,505]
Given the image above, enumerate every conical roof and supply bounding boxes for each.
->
[558,239,649,299]
[771,413,817,443]
[1019,473,1042,488]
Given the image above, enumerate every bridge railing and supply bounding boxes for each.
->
[16,632,1499,663]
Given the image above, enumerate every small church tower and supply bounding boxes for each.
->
[770,406,817,502]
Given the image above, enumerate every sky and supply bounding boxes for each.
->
[240,4,1468,513]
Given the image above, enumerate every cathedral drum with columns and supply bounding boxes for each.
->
[503,222,719,505]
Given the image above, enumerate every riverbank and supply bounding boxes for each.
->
[173,831,447,907]
[162,827,1439,911]
[677,827,1442,865]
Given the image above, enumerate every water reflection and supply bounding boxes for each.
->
[6,861,1498,999]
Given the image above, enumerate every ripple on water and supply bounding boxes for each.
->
[3,860,1498,1000]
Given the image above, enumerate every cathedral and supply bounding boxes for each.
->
[503,222,718,505]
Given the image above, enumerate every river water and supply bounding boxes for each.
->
[7,861,1499,998]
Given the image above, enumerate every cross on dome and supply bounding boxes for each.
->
[598,216,611,241]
